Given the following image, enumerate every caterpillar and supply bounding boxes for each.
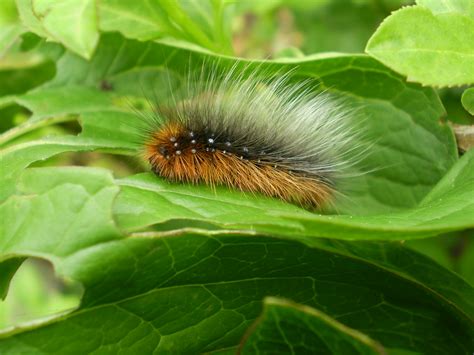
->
[135,66,356,209]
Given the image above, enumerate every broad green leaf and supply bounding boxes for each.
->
[16,86,115,119]
[2,4,472,354]
[8,34,458,215]
[366,4,474,87]
[0,86,121,145]
[33,0,99,59]
[240,297,384,354]
[1,140,472,241]
[15,0,50,39]
[97,0,232,53]
[462,87,474,115]
[0,228,472,353]
[0,137,110,200]
[1,35,470,241]
[98,0,170,40]
[0,165,121,300]
[114,148,473,239]
[0,167,122,259]
[16,0,99,59]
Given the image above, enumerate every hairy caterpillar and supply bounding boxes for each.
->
[135,66,356,209]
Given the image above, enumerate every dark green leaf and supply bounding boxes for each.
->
[439,87,474,125]
[0,61,55,98]
[240,297,384,354]
[0,230,472,353]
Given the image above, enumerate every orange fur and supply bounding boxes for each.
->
[145,122,333,208]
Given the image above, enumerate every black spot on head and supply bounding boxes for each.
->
[158,146,169,156]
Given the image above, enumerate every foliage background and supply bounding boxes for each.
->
[0,0,473,354]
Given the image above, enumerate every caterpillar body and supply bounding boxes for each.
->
[137,67,355,209]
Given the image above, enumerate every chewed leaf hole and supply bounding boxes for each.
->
[0,258,82,331]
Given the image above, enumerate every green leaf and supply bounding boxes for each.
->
[97,0,170,40]
[462,87,474,115]
[366,3,474,87]
[0,24,24,57]
[114,147,473,239]
[15,0,50,39]
[417,0,474,18]
[1,34,470,241]
[0,0,20,27]
[240,297,384,354]
[36,0,99,59]
[17,86,115,119]
[2,4,473,354]
[0,86,123,146]
[2,140,472,241]
[0,137,111,200]
[15,0,99,59]
[11,0,231,55]
[0,167,122,259]
[0,229,472,353]
[0,164,472,352]
[7,34,458,215]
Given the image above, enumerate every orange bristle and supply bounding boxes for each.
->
[144,121,333,208]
